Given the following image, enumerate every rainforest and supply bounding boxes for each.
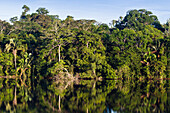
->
[0,5,169,112]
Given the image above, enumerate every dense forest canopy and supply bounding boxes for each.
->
[0,5,169,79]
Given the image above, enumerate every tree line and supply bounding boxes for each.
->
[0,5,169,79]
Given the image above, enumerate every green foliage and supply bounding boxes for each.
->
[116,9,163,31]
[0,5,169,113]
[36,8,49,15]
[0,6,169,79]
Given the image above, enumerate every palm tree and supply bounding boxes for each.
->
[5,38,24,72]
[5,39,17,71]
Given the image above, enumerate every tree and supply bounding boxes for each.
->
[36,8,49,15]
[116,9,163,31]
[10,17,18,23]
[22,5,30,13]
[4,38,24,72]
[21,5,30,20]
[0,20,12,35]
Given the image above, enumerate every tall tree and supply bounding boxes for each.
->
[116,9,163,31]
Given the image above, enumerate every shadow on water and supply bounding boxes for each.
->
[0,77,169,113]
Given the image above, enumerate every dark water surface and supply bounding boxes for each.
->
[0,78,169,113]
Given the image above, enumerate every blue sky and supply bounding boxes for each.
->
[0,0,170,24]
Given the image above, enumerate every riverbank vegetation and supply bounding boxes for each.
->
[0,5,169,80]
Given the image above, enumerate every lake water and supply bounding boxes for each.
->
[0,78,169,112]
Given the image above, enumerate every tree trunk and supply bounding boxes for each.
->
[13,49,17,71]
[58,45,61,62]
[13,85,17,106]
[14,56,17,71]
[58,95,61,111]
[86,42,89,48]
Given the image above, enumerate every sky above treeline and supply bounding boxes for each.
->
[0,0,170,24]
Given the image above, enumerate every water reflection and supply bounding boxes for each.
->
[0,78,169,113]
[105,80,170,113]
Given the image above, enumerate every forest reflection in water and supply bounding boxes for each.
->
[0,78,169,113]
